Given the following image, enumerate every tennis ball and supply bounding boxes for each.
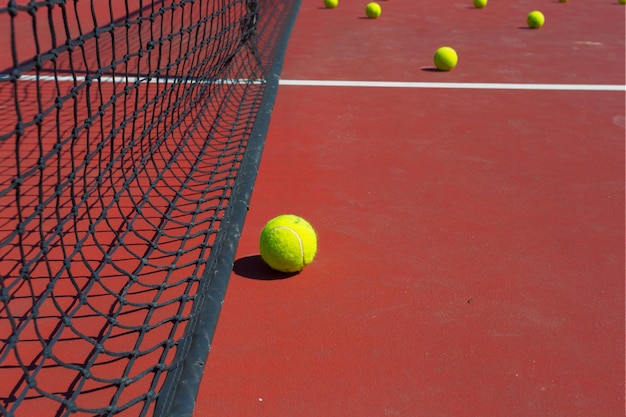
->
[527,11,545,29]
[473,0,487,8]
[365,2,382,18]
[619,0,626,4]
[259,214,317,273]
[324,0,338,9]
[434,46,458,71]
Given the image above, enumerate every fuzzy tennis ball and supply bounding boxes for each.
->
[473,0,487,8]
[259,214,318,273]
[324,0,338,9]
[365,2,382,18]
[527,11,545,29]
[434,46,458,71]
[619,0,626,4]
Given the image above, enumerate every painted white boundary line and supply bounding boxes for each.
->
[0,73,266,85]
[2,74,623,91]
[278,79,626,92]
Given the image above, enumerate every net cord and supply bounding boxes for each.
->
[153,2,302,416]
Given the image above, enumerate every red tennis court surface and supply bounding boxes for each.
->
[195,1,624,416]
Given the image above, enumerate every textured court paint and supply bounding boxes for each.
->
[200,89,625,417]
[195,1,624,416]
[200,86,625,417]
[280,0,624,85]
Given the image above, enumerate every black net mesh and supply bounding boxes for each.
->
[0,1,300,416]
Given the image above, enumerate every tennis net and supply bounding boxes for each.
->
[0,1,300,416]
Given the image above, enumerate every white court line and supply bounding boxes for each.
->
[2,73,623,91]
[0,73,266,85]
[278,79,626,92]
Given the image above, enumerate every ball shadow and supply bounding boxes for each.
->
[233,255,299,281]
[420,67,443,72]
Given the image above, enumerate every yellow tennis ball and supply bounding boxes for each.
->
[365,2,382,18]
[473,0,487,8]
[527,11,545,28]
[619,0,626,4]
[259,214,318,273]
[324,0,338,9]
[434,46,458,71]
